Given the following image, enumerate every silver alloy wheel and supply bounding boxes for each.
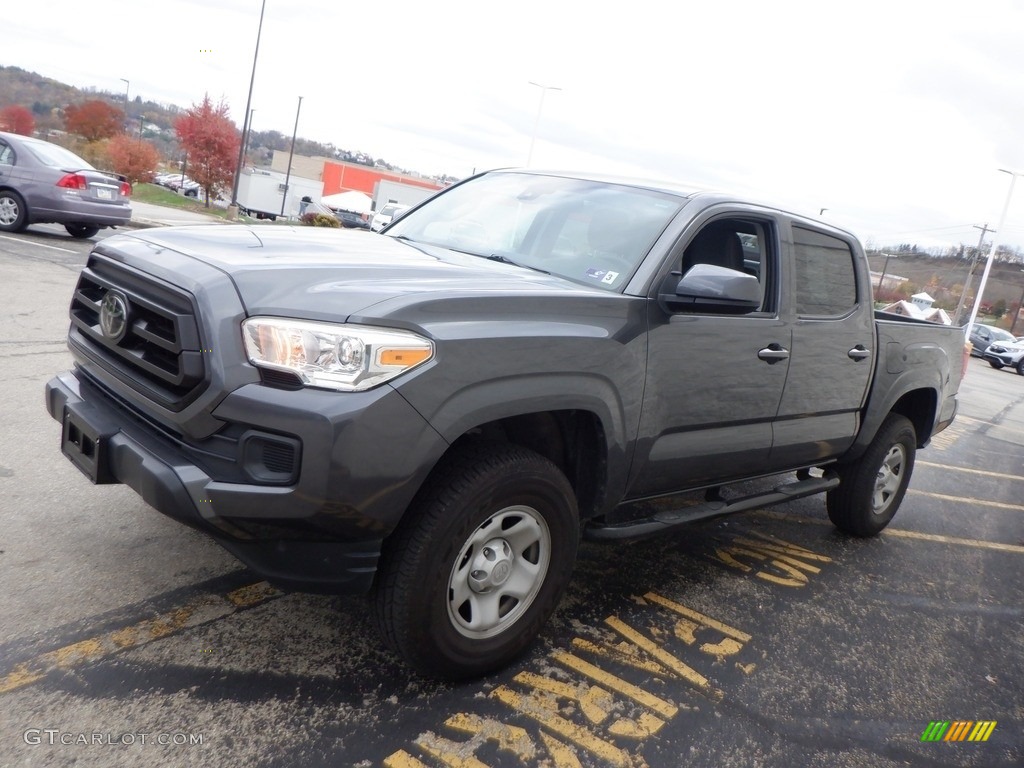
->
[0,195,19,226]
[872,444,906,514]
[447,505,550,639]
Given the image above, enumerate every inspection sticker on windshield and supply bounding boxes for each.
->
[586,268,619,284]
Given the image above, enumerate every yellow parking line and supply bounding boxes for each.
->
[0,582,283,695]
[909,490,1024,512]
[917,460,1024,483]
[751,511,1024,554]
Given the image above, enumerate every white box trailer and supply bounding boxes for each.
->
[237,168,323,221]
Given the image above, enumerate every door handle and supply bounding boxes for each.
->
[758,343,790,364]
[848,345,871,361]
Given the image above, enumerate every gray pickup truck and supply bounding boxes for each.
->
[46,170,964,680]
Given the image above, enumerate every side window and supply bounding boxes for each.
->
[792,226,857,316]
[679,217,773,312]
[0,142,12,166]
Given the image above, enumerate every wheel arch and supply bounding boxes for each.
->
[444,408,610,519]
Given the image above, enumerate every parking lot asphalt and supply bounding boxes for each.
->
[0,226,1021,767]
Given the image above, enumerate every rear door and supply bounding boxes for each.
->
[768,224,873,468]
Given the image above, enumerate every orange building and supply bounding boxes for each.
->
[321,161,443,198]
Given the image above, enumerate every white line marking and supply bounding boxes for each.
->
[0,234,76,253]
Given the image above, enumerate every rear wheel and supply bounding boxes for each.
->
[0,190,27,232]
[65,223,100,239]
[372,442,579,680]
[826,414,916,537]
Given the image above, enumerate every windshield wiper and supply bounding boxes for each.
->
[486,253,549,275]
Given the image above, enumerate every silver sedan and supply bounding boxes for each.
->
[0,130,132,238]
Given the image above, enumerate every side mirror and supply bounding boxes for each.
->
[659,263,761,314]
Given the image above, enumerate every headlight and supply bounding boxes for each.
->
[242,317,433,392]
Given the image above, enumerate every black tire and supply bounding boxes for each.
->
[372,442,579,680]
[1016,359,1024,376]
[0,189,27,232]
[826,414,916,537]
[184,188,198,198]
[65,223,100,239]
[989,360,1004,369]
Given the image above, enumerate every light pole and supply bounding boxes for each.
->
[230,0,267,215]
[241,108,255,166]
[119,78,129,132]
[877,252,897,297]
[965,169,1024,335]
[281,96,302,217]
[526,81,561,167]
[952,224,993,325]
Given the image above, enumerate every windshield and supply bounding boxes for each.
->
[385,172,684,290]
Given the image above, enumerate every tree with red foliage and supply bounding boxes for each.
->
[64,100,123,142]
[107,135,160,185]
[174,95,240,207]
[0,105,35,135]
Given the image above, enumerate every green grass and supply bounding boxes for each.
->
[131,183,232,219]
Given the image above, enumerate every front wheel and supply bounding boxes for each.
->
[989,360,1004,369]
[826,414,916,537]
[372,442,579,680]
[1016,359,1024,376]
[65,223,99,239]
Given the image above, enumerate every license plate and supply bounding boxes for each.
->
[96,188,113,200]
[61,403,116,484]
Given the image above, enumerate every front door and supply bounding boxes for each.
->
[628,213,791,497]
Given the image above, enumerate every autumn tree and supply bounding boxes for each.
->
[174,95,239,207]
[64,99,123,142]
[107,135,160,185]
[0,104,35,135]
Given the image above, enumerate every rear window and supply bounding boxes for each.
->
[23,139,94,170]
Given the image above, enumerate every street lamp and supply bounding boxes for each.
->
[119,78,129,132]
[241,108,255,165]
[965,169,1024,335]
[526,81,561,167]
[230,0,267,214]
[281,96,302,217]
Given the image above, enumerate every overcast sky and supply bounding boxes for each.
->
[6,0,1024,251]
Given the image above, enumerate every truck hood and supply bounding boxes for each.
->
[123,225,596,320]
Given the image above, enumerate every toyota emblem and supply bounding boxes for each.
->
[99,290,129,342]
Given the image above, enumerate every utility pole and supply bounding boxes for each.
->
[953,223,993,326]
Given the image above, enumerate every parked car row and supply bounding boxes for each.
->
[153,172,199,197]
[0,130,132,238]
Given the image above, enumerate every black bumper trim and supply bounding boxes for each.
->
[45,371,381,594]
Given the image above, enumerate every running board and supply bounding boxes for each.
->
[584,471,839,541]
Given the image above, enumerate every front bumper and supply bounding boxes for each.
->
[983,350,1021,367]
[45,368,447,593]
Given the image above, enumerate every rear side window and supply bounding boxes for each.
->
[792,226,857,316]
[0,142,12,166]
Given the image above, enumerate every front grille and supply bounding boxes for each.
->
[69,256,205,410]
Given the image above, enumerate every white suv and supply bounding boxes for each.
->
[370,203,410,232]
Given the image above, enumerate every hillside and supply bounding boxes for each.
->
[0,66,453,182]
[866,250,1024,322]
